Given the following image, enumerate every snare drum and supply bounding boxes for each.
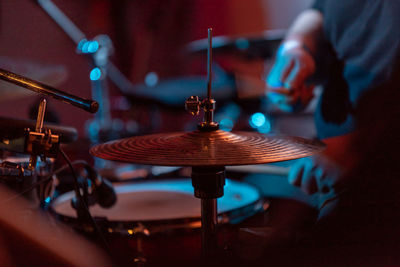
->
[51,179,265,265]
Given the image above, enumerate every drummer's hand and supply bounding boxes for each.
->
[266,40,316,112]
[288,156,342,196]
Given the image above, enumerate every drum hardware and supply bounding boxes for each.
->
[0,64,106,222]
[34,0,140,143]
[0,153,119,209]
[0,148,58,203]
[186,28,242,260]
[36,0,109,141]
[57,149,116,256]
[34,0,133,93]
[0,160,36,200]
[70,163,116,210]
[0,99,74,204]
[55,161,116,229]
[0,113,77,203]
[0,161,33,178]
[0,65,97,191]
[0,116,78,145]
[0,59,116,258]
[0,68,98,113]
[0,98,59,203]
[26,99,60,170]
[0,119,73,204]
[0,56,68,102]
[125,74,236,109]
[90,28,325,262]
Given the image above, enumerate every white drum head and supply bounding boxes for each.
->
[52,179,260,222]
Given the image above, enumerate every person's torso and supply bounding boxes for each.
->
[314,0,400,139]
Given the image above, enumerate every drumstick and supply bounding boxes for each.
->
[226,165,290,176]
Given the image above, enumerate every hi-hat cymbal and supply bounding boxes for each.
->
[90,130,324,167]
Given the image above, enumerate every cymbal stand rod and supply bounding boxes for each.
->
[191,166,226,262]
[185,28,221,130]
[197,28,218,130]
[201,198,218,254]
[35,0,134,92]
[35,0,134,142]
[35,99,47,133]
[37,0,109,126]
[28,99,46,170]
[207,28,213,100]
[204,28,215,126]
[36,0,85,44]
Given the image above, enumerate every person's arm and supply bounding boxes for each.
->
[284,9,324,54]
[266,9,324,112]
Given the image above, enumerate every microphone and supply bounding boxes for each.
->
[71,164,117,211]
[92,174,117,208]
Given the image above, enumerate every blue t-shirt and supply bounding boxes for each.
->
[311,0,400,139]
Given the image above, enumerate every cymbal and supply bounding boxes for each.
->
[0,116,78,144]
[90,130,324,167]
[0,57,68,101]
[186,29,285,59]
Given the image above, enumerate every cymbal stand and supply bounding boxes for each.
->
[191,166,225,260]
[0,67,98,171]
[35,0,135,143]
[24,99,60,203]
[0,68,98,113]
[83,35,113,142]
[26,99,60,171]
[186,28,225,261]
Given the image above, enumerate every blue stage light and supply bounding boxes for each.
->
[250,112,266,128]
[87,40,99,53]
[215,103,241,132]
[145,72,159,87]
[257,119,271,133]
[77,39,99,54]
[249,112,272,133]
[81,41,90,54]
[77,38,88,52]
[219,118,234,131]
[90,67,102,81]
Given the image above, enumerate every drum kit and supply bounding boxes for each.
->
[0,1,325,265]
[0,21,324,265]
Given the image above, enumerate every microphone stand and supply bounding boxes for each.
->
[34,0,135,143]
[0,60,112,235]
[0,68,98,113]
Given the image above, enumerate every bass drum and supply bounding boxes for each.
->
[51,178,266,265]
